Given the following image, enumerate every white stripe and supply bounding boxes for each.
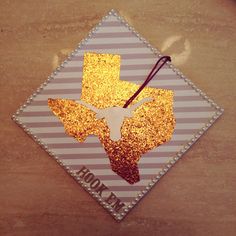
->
[31,90,200,101]
[21,103,212,113]
[174,100,210,108]
[121,68,177,76]
[54,69,175,79]
[77,167,162,176]
[95,26,131,33]
[106,191,140,198]
[45,83,82,90]
[23,106,52,112]
[66,59,162,67]
[54,72,83,79]
[19,118,207,129]
[40,134,194,144]
[128,79,186,86]
[175,123,205,129]
[28,123,205,134]
[55,147,105,154]
[40,137,99,144]
[102,179,151,187]
[63,156,172,165]
[171,134,194,141]
[103,15,121,22]
[139,157,173,164]
[174,90,200,96]
[34,94,81,101]
[50,145,183,155]
[174,111,214,118]
[29,127,64,133]
[65,158,109,165]
[27,123,204,134]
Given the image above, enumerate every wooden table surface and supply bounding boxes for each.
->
[1,1,236,235]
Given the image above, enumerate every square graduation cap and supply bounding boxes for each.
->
[12,9,223,221]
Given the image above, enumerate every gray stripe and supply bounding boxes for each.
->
[39,85,190,95]
[44,80,187,89]
[56,152,176,160]
[96,174,156,181]
[40,134,193,144]
[108,186,145,191]
[81,42,146,49]
[71,53,156,61]
[23,118,209,128]
[25,102,214,112]
[174,129,198,134]
[68,163,166,170]
[46,140,186,149]
[101,21,124,27]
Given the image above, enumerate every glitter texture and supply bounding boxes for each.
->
[48,52,175,184]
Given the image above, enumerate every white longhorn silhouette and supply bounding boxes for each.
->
[76,97,153,141]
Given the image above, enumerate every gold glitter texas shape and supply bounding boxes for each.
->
[48,52,175,184]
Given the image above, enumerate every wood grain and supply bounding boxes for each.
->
[0,0,236,235]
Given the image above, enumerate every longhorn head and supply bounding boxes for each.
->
[76,97,153,141]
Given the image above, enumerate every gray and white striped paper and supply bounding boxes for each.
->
[16,13,220,208]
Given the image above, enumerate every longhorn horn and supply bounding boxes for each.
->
[76,100,100,114]
[128,97,153,112]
